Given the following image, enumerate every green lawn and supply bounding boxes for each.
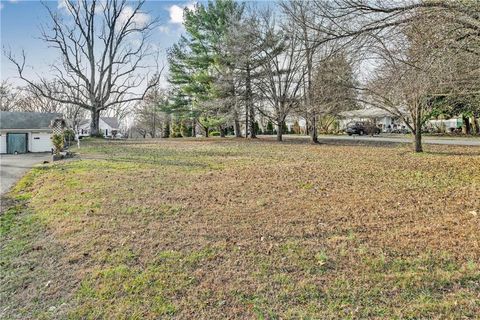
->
[1,138,479,319]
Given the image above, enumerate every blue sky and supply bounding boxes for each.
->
[0,0,199,86]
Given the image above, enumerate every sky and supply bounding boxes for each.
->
[0,0,199,87]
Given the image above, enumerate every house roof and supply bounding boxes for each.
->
[78,119,90,127]
[0,111,62,130]
[101,117,120,129]
[339,107,406,119]
[77,117,120,129]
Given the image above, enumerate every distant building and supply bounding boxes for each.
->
[77,117,120,138]
[339,107,462,133]
[338,108,409,132]
[0,111,62,154]
[426,118,462,133]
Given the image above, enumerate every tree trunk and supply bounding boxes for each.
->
[191,119,196,137]
[310,112,318,143]
[245,106,249,138]
[413,102,423,152]
[220,126,226,137]
[471,115,479,135]
[305,113,309,135]
[414,128,422,152]
[245,63,253,138]
[204,126,209,138]
[90,109,100,136]
[276,121,283,142]
[462,115,471,134]
[163,124,170,138]
[234,117,241,138]
[249,105,256,138]
[414,109,423,153]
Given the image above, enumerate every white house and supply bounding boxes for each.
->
[426,118,462,133]
[338,108,409,132]
[339,107,462,133]
[0,111,62,154]
[77,117,120,138]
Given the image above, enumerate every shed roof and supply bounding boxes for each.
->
[0,111,62,130]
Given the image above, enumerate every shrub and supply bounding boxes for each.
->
[90,132,105,138]
[64,129,75,141]
[266,121,274,134]
[226,126,235,135]
[210,131,221,137]
[51,134,64,156]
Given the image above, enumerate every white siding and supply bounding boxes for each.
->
[30,132,53,152]
[0,133,6,154]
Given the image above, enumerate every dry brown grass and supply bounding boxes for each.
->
[1,137,479,319]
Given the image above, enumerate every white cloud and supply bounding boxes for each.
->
[57,0,67,10]
[119,6,150,29]
[168,3,195,25]
[159,26,170,34]
[169,5,184,24]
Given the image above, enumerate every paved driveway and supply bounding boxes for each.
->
[278,134,480,146]
[317,134,480,146]
[0,153,51,195]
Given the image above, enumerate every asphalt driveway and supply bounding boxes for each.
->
[0,153,51,195]
[276,134,480,146]
[317,134,480,146]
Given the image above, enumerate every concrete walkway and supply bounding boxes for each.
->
[0,153,51,195]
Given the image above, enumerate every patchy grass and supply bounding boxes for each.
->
[1,137,479,319]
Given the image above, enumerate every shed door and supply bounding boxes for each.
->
[7,133,28,154]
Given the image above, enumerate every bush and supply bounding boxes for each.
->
[51,134,64,156]
[226,126,235,135]
[90,132,105,138]
[64,129,75,141]
[210,131,221,137]
[266,121,274,134]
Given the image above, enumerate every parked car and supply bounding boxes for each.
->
[391,128,410,134]
[345,122,381,136]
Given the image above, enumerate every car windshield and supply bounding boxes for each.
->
[347,122,362,127]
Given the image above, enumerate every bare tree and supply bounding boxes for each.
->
[255,12,305,142]
[6,0,160,136]
[133,85,169,138]
[15,82,64,113]
[355,19,450,152]
[303,0,480,55]
[281,0,324,143]
[0,81,19,111]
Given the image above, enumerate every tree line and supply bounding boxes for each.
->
[134,0,479,152]
[2,0,479,152]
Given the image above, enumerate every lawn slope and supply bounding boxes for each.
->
[1,138,479,319]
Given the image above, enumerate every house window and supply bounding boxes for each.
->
[105,129,108,136]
